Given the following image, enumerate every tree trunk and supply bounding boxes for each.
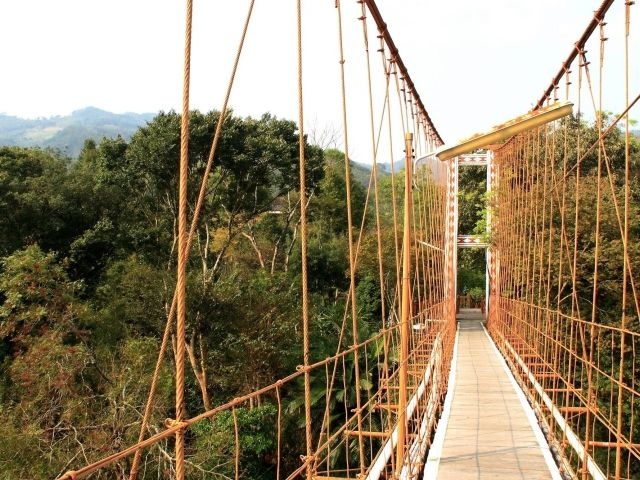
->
[186,332,212,411]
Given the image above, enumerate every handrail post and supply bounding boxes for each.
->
[396,132,413,474]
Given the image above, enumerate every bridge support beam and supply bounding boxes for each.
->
[395,132,413,474]
[444,157,458,320]
[486,152,498,328]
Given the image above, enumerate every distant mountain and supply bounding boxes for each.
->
[0,107,155,158]
[377,161,403,174]
[351,161,391,187]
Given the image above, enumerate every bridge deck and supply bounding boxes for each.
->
[424,310,561,479]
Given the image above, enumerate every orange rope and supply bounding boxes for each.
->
[295,1,313,478]
[232,407,240,480]
[615,3,632,477]
[174,0,193,477]
[582,19,606,479]
[128,2,256,477]
[60,3,449,478]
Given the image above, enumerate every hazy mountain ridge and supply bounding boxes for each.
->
[350,161,393,187]
[0,107,407,173]
[0,107,155,157]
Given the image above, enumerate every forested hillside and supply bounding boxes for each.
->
[0,107,154,157]
[1,109,635,478]
[0,110,401,478]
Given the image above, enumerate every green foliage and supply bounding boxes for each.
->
[311,149,366,235]
[0,245,80,343]
[457,246,485,295]
[0,110,404,477]
[457,164,486,235]
[0,246,96,477]
[356,275,382,327]
[468,286,484,301]
[0,147,70,255]
[93,254,169,342]
[191,404,278,479]
[199,270,301,399]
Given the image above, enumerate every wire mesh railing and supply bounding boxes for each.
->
[488,3,640,478]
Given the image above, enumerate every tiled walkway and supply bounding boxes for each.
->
[424,310,561,479]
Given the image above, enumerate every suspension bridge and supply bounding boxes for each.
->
[58,0,639,479]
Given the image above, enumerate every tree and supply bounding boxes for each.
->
[0,245,92,477]
[456,163,487,294]
[0,147,70,255]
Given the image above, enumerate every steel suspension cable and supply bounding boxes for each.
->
[362,0,442,144]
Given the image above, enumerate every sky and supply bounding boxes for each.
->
[0,1,627,162]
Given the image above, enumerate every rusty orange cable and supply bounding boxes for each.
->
[344,3,366,472]
[582,19,606,479]
[362,0,442,144]
[232,407,240,479]
[615,3,632,477]
[173,0,193,477]
[295,1,313,479]
[359,3,390,469]
[128,2,256,477]
[488,6,640,469]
